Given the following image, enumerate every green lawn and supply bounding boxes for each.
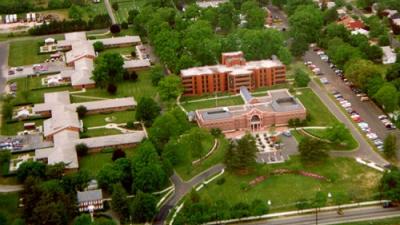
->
[80,2,108,21]
[292,128,358,151]
[1,119,44,136]
[82,69,157,101]
[181,96,244,112]
[338,217,400,225]
[111,0,137,23]
[79,147,137,177]
[82,110,135,127]
[99,46,135,57]
[0,193,20,224]
[197,157,381,212]
[175,137,228,181]
[83,128,122,137]
[295,88,338,126]
[8,39,51,67]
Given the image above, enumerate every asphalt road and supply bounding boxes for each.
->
[154,164,225,225]
[241,206,400,225]
[266,4,289,30]
[0,185,23,193]
[0,43,8,92]
[304,50,399,163]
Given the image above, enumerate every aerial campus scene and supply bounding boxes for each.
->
[2,0,400,225]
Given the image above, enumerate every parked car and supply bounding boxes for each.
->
[282,131,292,137]
[16,67,24,71]
[320,78,329,84]
[378,115,388,120]
[8,70,15,75]
[360,96,369,102]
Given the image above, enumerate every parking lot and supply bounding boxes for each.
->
[5,61,69,80]
[304,49,400,158]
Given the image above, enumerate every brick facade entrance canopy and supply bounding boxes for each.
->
[195,87,306,132]
[180,51,286,96]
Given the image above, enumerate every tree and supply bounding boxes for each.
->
[384,133,397,158]
[323,7,338,24]
[111,183,129,223]
[73,214,91,225]
[157,75,183,101]
[97,164,123,192]
[324,123,350,144]
[110,24,121,34]
[225,134,257,172]
[93,41,104,52]
[68,5,83,20]
[328,39,362,69]
[289,5,323,44]
[76,105,88,118]
[45,163,65,180]
[378,34,390,46]
[241,0,266,29]
[135,97,161,126]
[294,68,310,87]
[130,191,157,223]
[75,143,89,156]
[92,53,124,88]
[150,65,165,86]
[250,199,268,216]
[298,137,329,164]
[380,168,400,203]
[344,59,383,90]
[218,2,237,32]
[374,83,398,112]
[278,47,293,65]
[0,212,7,225]
[285,0,314,15]
[17,161,46,182]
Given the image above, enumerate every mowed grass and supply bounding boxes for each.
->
[292,129,358,151]
[82,110,135,127]
[79,147,137,177]
[181,96,244,112]
[83,128,122,137]
[8,39,50,67]
[112,0,137,23]
[82,69,157,101]
[198,157,381,212]
[0,193,20,223]
[98,46,134,57]
[1,119,44,136]
[295,88,338,126]
[175,137,227,181]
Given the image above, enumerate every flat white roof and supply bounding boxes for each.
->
[77,132,146,149]
[90,36,141,46]
[123,59,151,69]
[72,97,136,111]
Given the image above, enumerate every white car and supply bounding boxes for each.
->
[366,133,378,140]
[378,115,388,120]
[320,78,329,84]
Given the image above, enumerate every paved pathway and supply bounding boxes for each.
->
[0,185,23,193]
[104,0,117,24]
[153,164,225,225]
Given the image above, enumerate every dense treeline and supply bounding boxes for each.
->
[0,0,89,14]
[28,15,111,35]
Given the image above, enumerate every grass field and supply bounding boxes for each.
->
[197,157,381,212]
[302,128,358,150]
[79,147,137,177]
[8,39,50,67]
[82,110,135,127]
[295,88,338,126]
[111,0,137,23]
[98,46,134,57]
[175,137,228,181]
[80,2,108,21]
[1,119,44,136]
[82,69,158,101]
[0,193,20,224]
[181,96,244,112]
[83,128,122,137]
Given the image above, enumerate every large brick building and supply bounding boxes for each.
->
[180,52,286,96]
[195,87,306,132]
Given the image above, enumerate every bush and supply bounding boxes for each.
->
[76,105,88,118]
[210,128,222,137]
[93,41,105,52]
[107,83,117,94]
[101,147,115,153]
[112,149,126,161]
[110,24,121,34]
[121,22,129,29]
[112,2,119,11]
[76,143,89,156]
[126,121,135,129]
[131,50,137,58]
[216,177,225,185]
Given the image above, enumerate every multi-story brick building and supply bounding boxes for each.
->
[180,51,286,96]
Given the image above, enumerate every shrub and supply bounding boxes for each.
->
[76,143,89,156]
[107,83,117,94]
[101,147,115,153]
[131,50,137,58]
[112,2,119,11]
[216,177,225,185]
[93,41,105,52]
[76,105,88,118]
[121,22,128,29]
[110,24,121,34]
[112,149,126,161]
[126,121,135,129]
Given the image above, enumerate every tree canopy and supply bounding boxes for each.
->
[92,53,124,88]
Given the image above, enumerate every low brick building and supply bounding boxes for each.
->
[196,87,306,132]
[180,52,286,96]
